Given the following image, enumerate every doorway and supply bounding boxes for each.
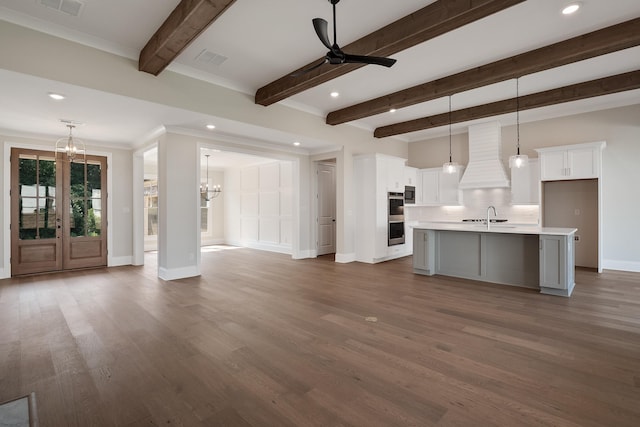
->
[542,179,598,269]
[316,161,336,256]
[10,148,107,276]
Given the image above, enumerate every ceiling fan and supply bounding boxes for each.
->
[293,0,397,76]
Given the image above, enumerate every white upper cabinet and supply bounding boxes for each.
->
[536,141,606,181]
[404,166,418,187]
[417,167,463,205]
[387,157,406,192]
[511,158,540,205]
[420,169,440,204]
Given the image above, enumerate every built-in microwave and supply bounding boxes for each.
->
[404,185,415,204]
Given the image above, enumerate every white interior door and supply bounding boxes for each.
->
[316,162,336,256]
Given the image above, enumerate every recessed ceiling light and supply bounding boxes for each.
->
[330,91,339,98]
[48,92,65,100]
[206,124,216,130]
[389,108,397,113]
[293,141,301,146]
[562,3,581,15]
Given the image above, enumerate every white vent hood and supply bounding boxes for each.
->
[458,121,510,189]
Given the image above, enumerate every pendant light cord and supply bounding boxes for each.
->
[516,78,520,156]
[448,95,452,163]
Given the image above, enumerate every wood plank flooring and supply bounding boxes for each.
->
[1,247,639,426]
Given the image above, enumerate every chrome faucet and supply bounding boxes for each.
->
[486,206,497,229]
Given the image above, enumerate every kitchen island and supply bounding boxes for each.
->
[413,223,577,297]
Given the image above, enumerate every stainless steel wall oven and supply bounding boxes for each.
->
[388,192,405,246]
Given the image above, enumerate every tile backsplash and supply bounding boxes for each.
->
[405,188,540,224]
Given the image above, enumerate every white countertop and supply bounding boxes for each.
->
[412,222,577,236]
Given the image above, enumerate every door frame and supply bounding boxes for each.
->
[2,140,114,279]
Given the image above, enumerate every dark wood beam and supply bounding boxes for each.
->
[330,18,640,125]
[373,70,640,138]
[255,0,526,106]
[139,0,237,76]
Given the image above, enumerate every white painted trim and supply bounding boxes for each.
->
[0,268,8,280]
[132,149,145,266]
[293,250,316,260]
[201,238,226,246]
[602,260,640,273]
[110,256,133,267]
[335,252,356,263]
[158,265,200,281]
[225,238,292,255]
[2,143,10,277]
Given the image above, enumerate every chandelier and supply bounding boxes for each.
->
[201,154,222,201]
[55,123,86,162]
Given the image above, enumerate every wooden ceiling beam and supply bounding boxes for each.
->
[373,70,640,138]
[329,18,640,125]
[139,0,237,76]
[255,0,526,106]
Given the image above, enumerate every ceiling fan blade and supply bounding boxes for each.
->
[343,54,397,67]
[312,18,333,51]
[290,58,328,77]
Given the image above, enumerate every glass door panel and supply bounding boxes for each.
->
[11,150,62,275]
[62,156,107,270]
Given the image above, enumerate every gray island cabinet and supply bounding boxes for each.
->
[413,223,577,297]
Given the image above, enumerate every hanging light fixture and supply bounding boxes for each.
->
[509,78,529,169]
[442,95,459,174]
[201,154,222,201]
[55,123,86,162]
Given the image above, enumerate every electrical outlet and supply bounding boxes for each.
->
[574,235,580,242]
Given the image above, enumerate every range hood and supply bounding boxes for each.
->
[458,121,510,189]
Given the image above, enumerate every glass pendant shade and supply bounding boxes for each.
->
[443,160,460,174]
[509,153,529,168]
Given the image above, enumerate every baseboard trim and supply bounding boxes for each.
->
[109,256,133,267]
[236,241,292,255]
[0,267,8,280]
[158,265,200,281]
[293,249,315,260]
[602,259,640,273]
[335,252,356,263]
[202,238,226,246]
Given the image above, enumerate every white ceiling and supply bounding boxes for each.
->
[0,0,639,153]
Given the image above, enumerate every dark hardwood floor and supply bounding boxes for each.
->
[1,247,639,426]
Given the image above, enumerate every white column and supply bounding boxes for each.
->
[157,133,200,280]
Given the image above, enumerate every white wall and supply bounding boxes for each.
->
[225,160,294,254]
[407,104,640,272]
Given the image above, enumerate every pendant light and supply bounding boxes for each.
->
[509,78,529,168]
[200,154,222,201]
[55,123,86,163]
[442,95,459,174]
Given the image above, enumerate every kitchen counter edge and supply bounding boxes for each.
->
[412,222,577,236]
